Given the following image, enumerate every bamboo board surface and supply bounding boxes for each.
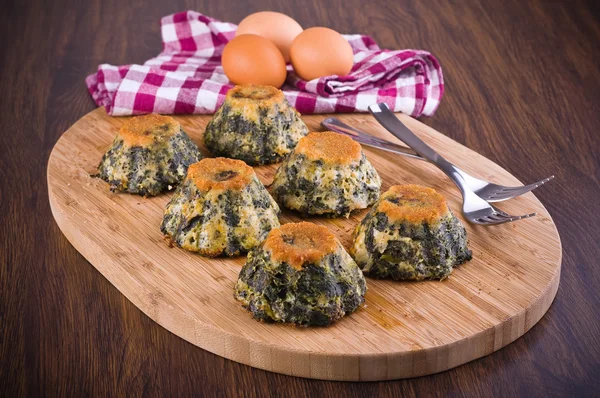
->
[47,108,561,381]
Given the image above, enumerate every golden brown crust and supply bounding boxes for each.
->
[118,114,180,147]
[227,84,284,103]
[263,222,338,270]
[376,185,449,225]
[224,85,287,123]
[294,131,362,166]
[186,157,255,192]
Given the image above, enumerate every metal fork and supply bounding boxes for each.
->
[321,117,554,203]
[366,103,539,225]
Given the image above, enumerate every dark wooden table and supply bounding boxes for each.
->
[2,0,599,396]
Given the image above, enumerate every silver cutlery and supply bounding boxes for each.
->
[321,115,554,203]
[361,103,543,225]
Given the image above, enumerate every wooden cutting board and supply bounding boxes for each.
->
[47,108,561,381]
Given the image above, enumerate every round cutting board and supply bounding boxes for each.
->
[47,108,561,381]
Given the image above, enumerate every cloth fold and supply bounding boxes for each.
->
[86,11,444,117]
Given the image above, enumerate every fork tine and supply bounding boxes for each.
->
[489,176,555,199]
[475,210,537,225]
[502,175,555,192]
[493,208,512,217]
[476,216,511,225]
[490,213,515,222]
[492,203,537,220]
[475,214,508,223]
[478,216,512,225]
[511,212,537,221]
[488,213,511,221]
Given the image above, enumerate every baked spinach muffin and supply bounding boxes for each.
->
[234,222,366,326]
[351,185,472,281]
[203,85,308,165]
[161,157,280,257]
[270,131,381,217]
[96,114,201,196]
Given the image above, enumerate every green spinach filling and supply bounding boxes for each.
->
[271,153,381,217]
[355,210,472,280]
[160,176,280,257]
[235,248,366,326]
[204,103,308,165]
[96,129,201,196]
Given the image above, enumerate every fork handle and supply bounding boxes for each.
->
[368,103,467,192]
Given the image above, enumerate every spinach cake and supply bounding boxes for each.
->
[161,157,280,257]
[96,114,201,196]
[203,85,308,165]
[234,222,366,326]
[270,131,381,217]
[351,185,472,281]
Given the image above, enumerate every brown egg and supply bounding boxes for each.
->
[290,27,354,81]
[222,34,287,88]
[236,11,303,62]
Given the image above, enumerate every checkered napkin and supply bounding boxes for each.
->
[86,11,444,117]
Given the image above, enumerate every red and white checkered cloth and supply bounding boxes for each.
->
[86,11,444,117]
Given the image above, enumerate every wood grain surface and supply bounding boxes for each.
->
[2,0,599,395]
[47,109,562,381]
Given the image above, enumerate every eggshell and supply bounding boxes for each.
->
[222,34,287,88]
[236,12,303,62]
[290,27,354,81]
